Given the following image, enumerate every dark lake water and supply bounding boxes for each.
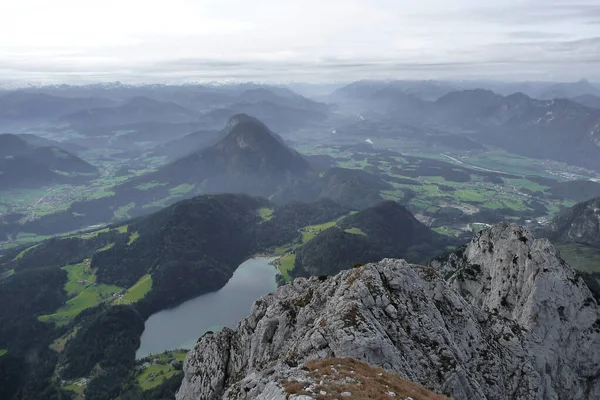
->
[136,257,278,359]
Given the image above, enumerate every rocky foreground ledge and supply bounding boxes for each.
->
[176,223,600,400]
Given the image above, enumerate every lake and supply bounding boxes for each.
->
[136,257,278,359]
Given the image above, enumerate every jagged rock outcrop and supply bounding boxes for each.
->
[177,223,600,400]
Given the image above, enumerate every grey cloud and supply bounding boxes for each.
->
[507,31,570,39]
[460,2,600,25]
[541,37,600,52]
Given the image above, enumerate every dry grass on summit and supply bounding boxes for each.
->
[283,357,449,400]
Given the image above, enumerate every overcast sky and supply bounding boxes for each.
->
[1,0,599,84]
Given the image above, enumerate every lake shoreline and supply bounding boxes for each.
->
[136,257,278,359]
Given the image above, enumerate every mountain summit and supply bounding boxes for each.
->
[177,223,600,399]
[128,114,311,198]
[210,114,310,175]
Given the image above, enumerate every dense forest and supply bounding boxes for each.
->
[293,201,453,278]
[0,193,359,399]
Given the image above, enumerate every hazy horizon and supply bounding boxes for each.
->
[1,0,599,84]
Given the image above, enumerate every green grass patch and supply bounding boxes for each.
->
[169,184,195,196]
[501,198,527,211]
[81,227,110,239]
[97,243,115,252]
[13,243,42,261]
[503,178,550,193]
[433,226,463,237]
[136,353,184,391]
[128,231,140,245]
[344,227,367,236]
[381,190,405,201]
[114,202,136,219]
[173,351,187,363]
[258,208,274,221]
[39,266,123,326]
[90,188,115,199]
[0,349,7,357]
[278,254,296,281]
[117,224,129,233]
[136,181,167,191]
[142,196,177,210]
[63,262,96,296]
[556,243,600,273]
[454,189,488,203]
[62,381,85,395]
[120,274,152,304]
[301,221,336,243]
[272,243,300,255]
[50,328,79,353]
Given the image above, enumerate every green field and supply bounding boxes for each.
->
[135,181,167,191]
[120,274,152,304]
[13,243,42,261]
[556,244,600,273]
[344,227,367,236]
[114,202,136,219]
[128,231,140,245]
[63,262,96,296]
[97,243,115,252]
[136,351,186,390]
[258,207,274,221]
[301,221,336,243]
[62,382,85,396]
[169,183,195,196]
[39,262,123,326]
[50,328,79,353]
[278,254,296,281]
[433,226,463,237]
[41,262,152,324]
[0,349,7,357]
[81,227,110,239]
[39,283,122,326]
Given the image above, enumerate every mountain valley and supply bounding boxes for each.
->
[1,80,600,400]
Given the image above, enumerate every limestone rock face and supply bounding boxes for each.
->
[176,223,600,400]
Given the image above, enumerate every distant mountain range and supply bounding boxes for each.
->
[1,84,329,135]
[537,79,600,100]
[436,91,600,169]
[571,94,600,110]
[0,92,114,129]
[333,79,600,102]
[0,134,98,190]
[335,84,600,170]
[60,96,201,129]
[16,134,87,154]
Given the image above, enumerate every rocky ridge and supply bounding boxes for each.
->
[177,223,600,400]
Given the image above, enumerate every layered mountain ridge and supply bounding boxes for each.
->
[135,113,311,197]
[546,196,600,247]
[0,133,98,189]
[177,223,600,400]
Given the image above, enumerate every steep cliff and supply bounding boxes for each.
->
[177,223,600,400]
